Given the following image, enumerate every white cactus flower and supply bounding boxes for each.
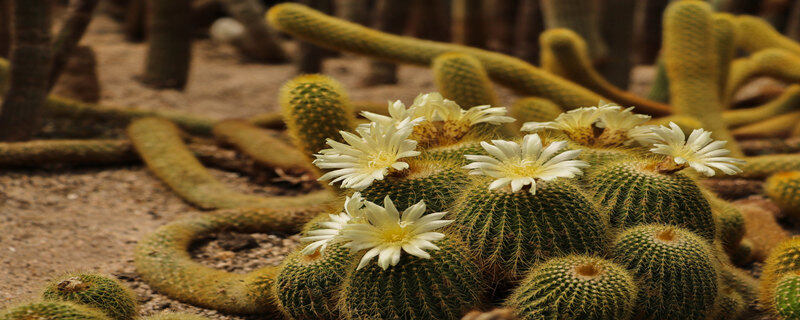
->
[360,99,425,130]
[596,106,652,132]
[339,196,453,270]
[299,193,366,255]
[313,121,421,189]
[520,104,618,134]
[462,134,588,194]
[649,122,745,176]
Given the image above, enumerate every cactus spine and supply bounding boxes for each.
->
[0,301,110,320]
[765,171,800,219]
[360,159,469,212]
[432,52,498,108]
[42,273,137,320]
[611,224,720,320]
[453,179,610,281]
[588,161,716,240]
[280,74,356,162]
[504,255,638,320]
[774,272,800,320]
[760,237,800,311]
[339,236,486,320]
[212,120,311,173]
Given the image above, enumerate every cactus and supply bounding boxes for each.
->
[726,49,800,99]
[734,15,800,55]
[339,236,486,320]
[279,74,356,162]
[645,114,703,133]
[504,255,638,320]
[662,0,742,156]
[765,171,800,219]
[538,28,671,116]
[611,224,720,320]
[0,0,53,141]
[274,244,352,320]
[134,206,326,315]
[774,272,800,320]
[0,139,136,167]
[707,191,745,252]
[360,159,470,212]
[713,286,745,320]
[138,313,209,320]
[265,3,610,111]
[713,13,737,104]
[735,154,800,179]
[740,137,800,155]
[509,97,562,125]
[588,160,716,240]
[732,111,800,139]
[218,0,287,63]
[0,301,110,320]
[141,0,192,89]
[127,117,333,209]
[540,0,607,61]
[760,237,800,309]
[212,120,312,173]
[43,96,216,136]
[647,60,670,103]
[432,52,499,108]
[723,85,800,128]
[41,273,137,320]
[720,262,759,307]
[363,0,408,85]
[453,179,610,281]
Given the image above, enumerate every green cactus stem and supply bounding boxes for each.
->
[42,273,137,320]
[0,301,110,320]
[432,52,499,108]
[212,120,311,173]
[765,171,800,219]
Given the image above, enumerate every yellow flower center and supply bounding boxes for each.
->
[502,160,542,178]
[367,151,398,169]
[379,224,411,244]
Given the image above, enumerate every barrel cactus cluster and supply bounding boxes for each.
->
[4,0,800,320]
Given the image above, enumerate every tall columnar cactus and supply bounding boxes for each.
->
[734,15,800,55]
[611,224,720,320]
[0,301,110,320]
[712,13,737,104]
[760,237,800,311]
[141,0,192,89]
[265,3,613,112]
[662,0,742,156]
[41,273,137,320]
[279,74,356,162]
[765,171,800,219]
[774,272,800,320]
[340,237,486,320]
[432,52,499,108]
[538,28,671,116]
[504,255,638,320]
[588,160,717,240]
[134,206,326,315]
[540,0,607,61]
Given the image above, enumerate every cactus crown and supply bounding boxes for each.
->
[521,102,652,147]
[300,193,453,270]
[462,133,588,194]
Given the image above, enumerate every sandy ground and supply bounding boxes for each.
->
[0,13,516,317]
[0,11,793,320]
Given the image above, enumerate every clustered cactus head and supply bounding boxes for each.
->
[462,133,588,194]
[521,102,652,147]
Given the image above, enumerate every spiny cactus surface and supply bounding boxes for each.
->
[41,273,137,320]
[0,301,110,320]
